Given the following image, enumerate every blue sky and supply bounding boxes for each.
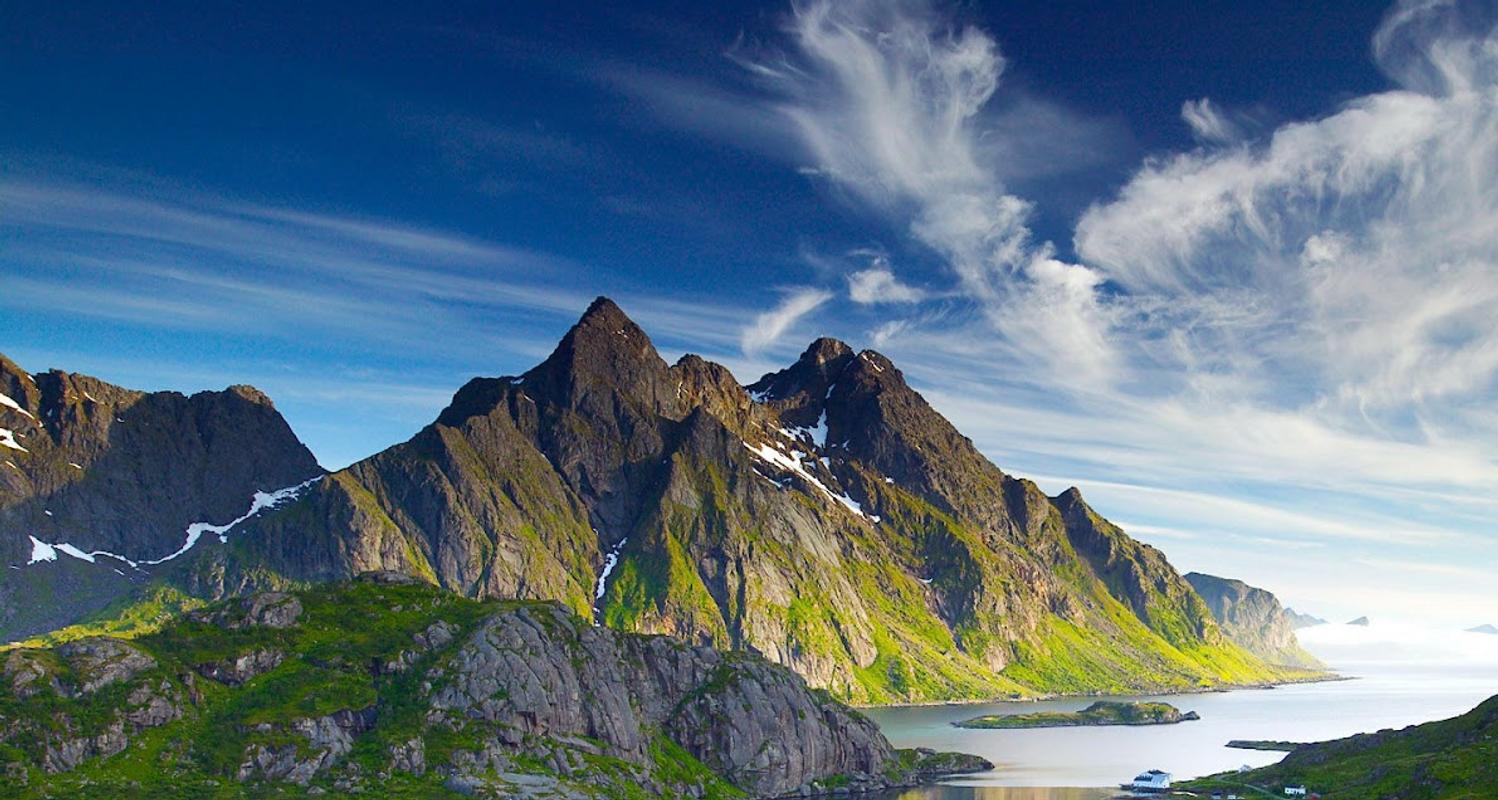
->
[3,0,1496,628]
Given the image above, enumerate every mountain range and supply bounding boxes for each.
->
[3,298,1322,706]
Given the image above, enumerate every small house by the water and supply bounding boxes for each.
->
[1120,769,1172,793]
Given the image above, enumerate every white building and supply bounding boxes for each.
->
[1121,769,1172,792]
[1285,787,1308,797]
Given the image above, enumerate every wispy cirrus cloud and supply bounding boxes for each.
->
[707,0,1498,625]
[740,287,833,355]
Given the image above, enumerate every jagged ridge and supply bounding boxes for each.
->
[177,297,1313,703]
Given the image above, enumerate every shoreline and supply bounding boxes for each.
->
[852,672,1351,710]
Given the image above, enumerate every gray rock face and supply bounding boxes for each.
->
[238,708,376,785]
[190,592,303,630]
[1185,573,1323,669]
[428,603,897,797]
[195,648,284,686]
[55,637,157,695]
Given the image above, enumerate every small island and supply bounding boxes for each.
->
[1226,739,1304,752]
[954,700,1200,729]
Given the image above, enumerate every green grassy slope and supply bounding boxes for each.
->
[1186,695,1498,799]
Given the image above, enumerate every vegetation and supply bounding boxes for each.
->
[0,580,756,799]
[1186,695,1498,799]
[955,700,1197,729]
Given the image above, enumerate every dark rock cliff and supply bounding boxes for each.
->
[0,353,321,639]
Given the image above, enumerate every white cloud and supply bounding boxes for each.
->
[1180,97,1242,144]
[740,288,834,354]
[729,0,1498,628]
[847,267,924,304]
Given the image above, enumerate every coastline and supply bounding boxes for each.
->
[851,671,1350,710]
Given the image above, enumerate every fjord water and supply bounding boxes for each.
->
[868,623,1498,794]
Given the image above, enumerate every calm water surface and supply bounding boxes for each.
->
[866,627,1498,794]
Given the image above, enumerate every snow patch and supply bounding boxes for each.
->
[0,428,27,452]
[55,543,96,563]
[594,537,628,601]
[143,476,320,565]
[0,392,33,419]
[808,409,828,449]
[743,440,870,521]
[27,536,57,564]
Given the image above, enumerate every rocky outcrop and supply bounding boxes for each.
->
[1185,573,1323,669]
[0,582,989,797]
[0,637,190,775]
[0,352,321,640]
[429,603,900,796]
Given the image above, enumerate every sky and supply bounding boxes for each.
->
[3,0,1496,630]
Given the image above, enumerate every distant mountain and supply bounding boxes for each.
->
[0,578,988,797]
[1468,624,1498,635]
[0,354,321,639]
[1346,616,1371,626]
[1191,694,1498,799]
[1184,573,1323,669]
[1284,607,1328,629]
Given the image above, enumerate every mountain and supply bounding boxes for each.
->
[0,354,322,639]
[1468,624,1498,635]
[1185,573,1323,669]
[0,577,988,797]
[119,297,1306,704]
[1189,694,1498,799]
[1347,616,1371,626]
[1285,607,1328,629]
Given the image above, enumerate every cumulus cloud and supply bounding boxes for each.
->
[740,287,833,354]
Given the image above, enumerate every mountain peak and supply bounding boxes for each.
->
[528,297,665,385]
[579,295,632,327]
[802,337,854,366]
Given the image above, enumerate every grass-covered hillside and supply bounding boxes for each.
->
[1187,695,1498,799]
[955,700,1197,729]
[0,576,986,799]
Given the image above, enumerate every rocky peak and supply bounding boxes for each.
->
[746,338,854,428]
[523,296,679,417]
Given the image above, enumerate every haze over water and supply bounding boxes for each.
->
[869,623,1498,796]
